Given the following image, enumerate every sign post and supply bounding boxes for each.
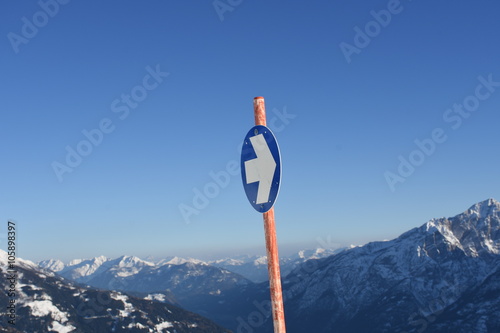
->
[241,96,286,333]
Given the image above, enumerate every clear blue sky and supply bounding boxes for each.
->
[2,1,500,262]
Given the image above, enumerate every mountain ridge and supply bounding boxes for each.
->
[275,198,500,332]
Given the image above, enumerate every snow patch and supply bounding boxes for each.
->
[145,293,167,302]
[116,268,140,277]
[128,322,147,329]
[111,293,134,317]
[49,320,76,333]
[155,320,174,331]
[27,300,69,323]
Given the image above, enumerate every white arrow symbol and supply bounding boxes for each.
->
[245,134,277,205]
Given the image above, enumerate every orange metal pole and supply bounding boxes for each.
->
[253,96,287,333]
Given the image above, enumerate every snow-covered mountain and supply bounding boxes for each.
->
[38,253,255,330]
[40,249,345,284]
[0,250,230,333]
[157,256,205,266]
[275,198,500,333]
[37,250,345,295]
[37,258,65,272]
[39,255,155,283]
[39,255,251,297]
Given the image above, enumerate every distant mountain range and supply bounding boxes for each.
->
[208,248,346,283]
[39,248,344,284]
[37,244,343,330]
[30,198,500,332]
[0,250,230,332]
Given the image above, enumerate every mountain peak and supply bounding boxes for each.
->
[116,255,154,267]
[161,256,205,266]
[422,198,500,257]
[466,198,500,219]
[38,258,65,272]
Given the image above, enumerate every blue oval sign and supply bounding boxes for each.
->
[241,125,281,213]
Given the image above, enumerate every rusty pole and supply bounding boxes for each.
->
[253,96,287,333]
